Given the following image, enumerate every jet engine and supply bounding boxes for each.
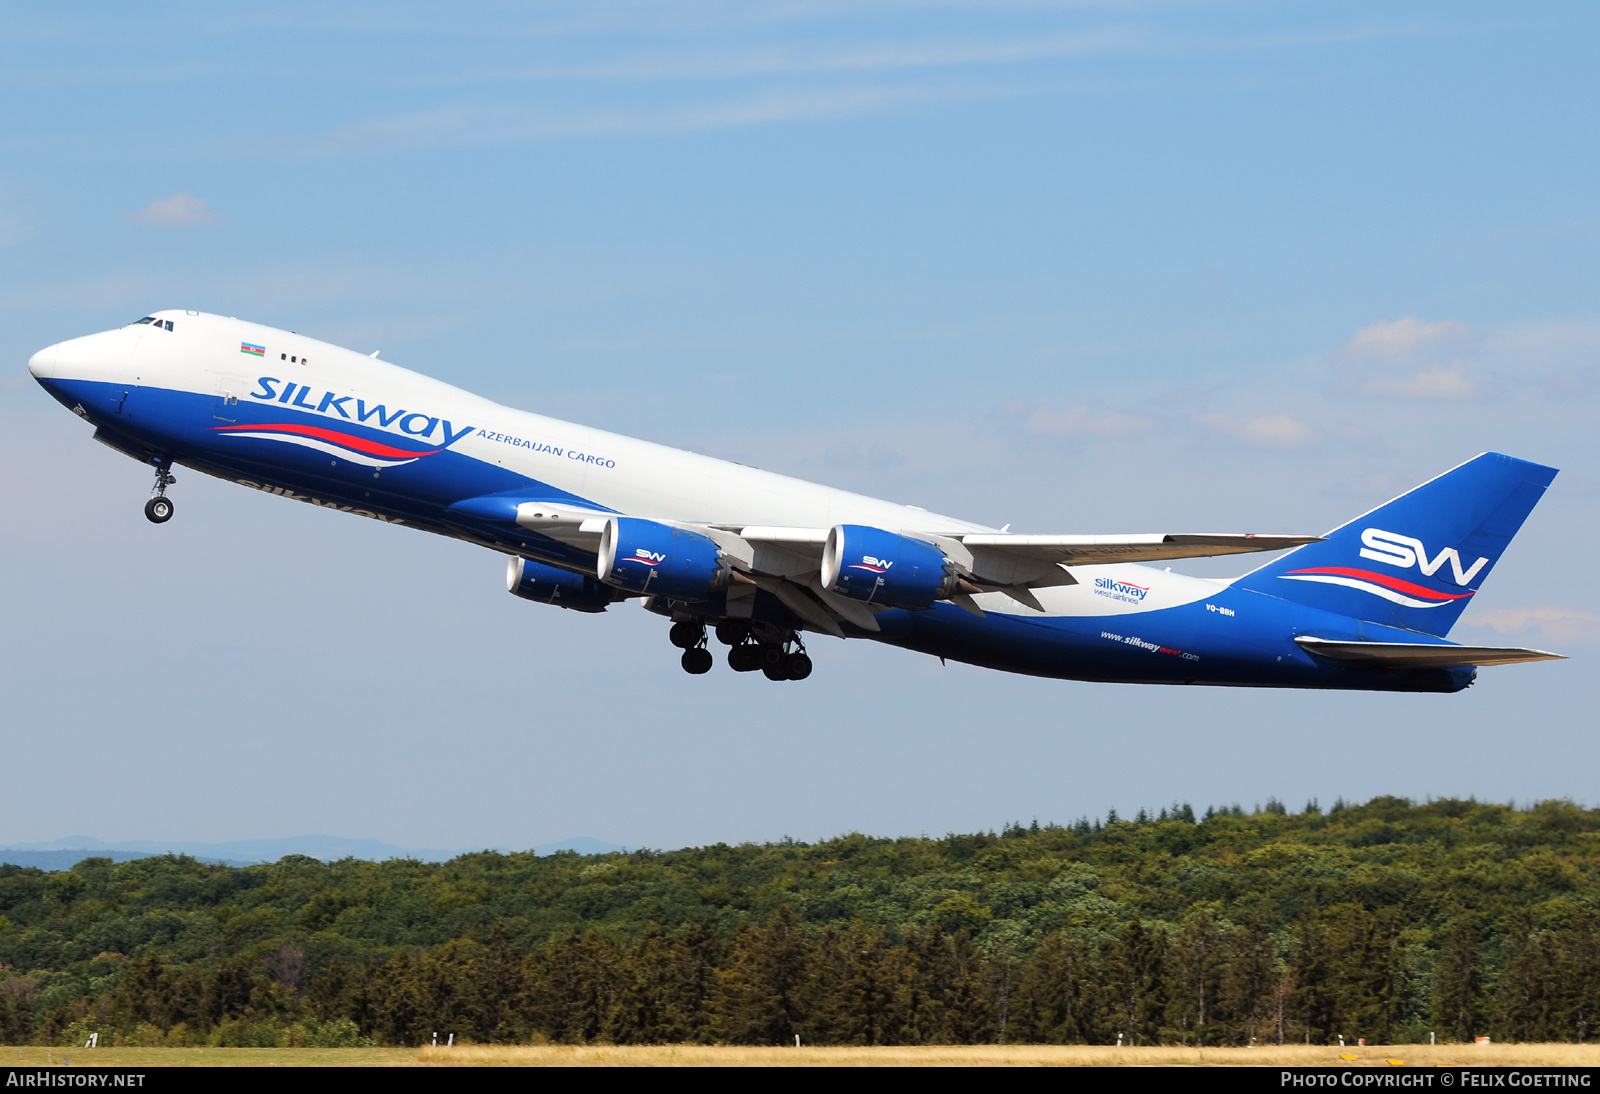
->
[506,556,616,613]
[820,524,959,610]
[597,517,727,600]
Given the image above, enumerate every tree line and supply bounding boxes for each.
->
[9,906,1600,1047]
[3,796,1599,1045]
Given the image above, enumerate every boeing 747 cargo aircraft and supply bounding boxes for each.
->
[29,311,1562,690]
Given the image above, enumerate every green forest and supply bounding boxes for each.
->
[2,796,1598,1048]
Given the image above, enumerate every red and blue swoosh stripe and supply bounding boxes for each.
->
[211,422,443,468]
[1279,566,1474,609]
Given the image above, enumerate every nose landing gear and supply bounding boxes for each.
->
[144,462,176,524]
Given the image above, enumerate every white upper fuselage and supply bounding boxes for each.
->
[28,310,1221,621]
[39,310,995,532]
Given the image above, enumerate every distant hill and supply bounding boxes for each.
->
[0,849,161,871]
[533,837,628,856]
[0,835,628,869]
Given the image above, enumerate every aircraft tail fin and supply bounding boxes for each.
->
[1233,453,1557,637]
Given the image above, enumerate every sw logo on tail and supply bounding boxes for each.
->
[1358,528,1489,585]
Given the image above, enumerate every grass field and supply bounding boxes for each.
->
[5,1043,1600,1067]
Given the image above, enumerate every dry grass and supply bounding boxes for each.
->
[413,1043,1600,1067]
[0,1046,417,1067]
[5,1042,1599,1067]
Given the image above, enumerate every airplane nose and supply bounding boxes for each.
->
[28,343,58,380]
[32,328,136,383]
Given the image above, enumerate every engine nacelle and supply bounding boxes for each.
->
[597,517,726,601]
[820,524,957,610]
[506,556,615,613]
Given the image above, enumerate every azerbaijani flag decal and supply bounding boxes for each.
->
[240,342,266,356]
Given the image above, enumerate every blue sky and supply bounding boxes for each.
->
[2,2,1596,852]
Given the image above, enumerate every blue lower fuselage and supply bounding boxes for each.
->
[38,374,1476,693]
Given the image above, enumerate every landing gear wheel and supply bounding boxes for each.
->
[145,462,176,524]
[714,622,749,647]
[757,644,785,669]
[728,645,760,672]
[669,621,704,649]
[681,647,713,674]
[762,663,789,681]
[785,653,813,681]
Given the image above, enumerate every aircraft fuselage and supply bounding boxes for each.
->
[29,311,1559,692]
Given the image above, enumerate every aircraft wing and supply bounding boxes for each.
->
[450,495,1316,570]
[726,527,1317,585]
[1295,637,1565,668]
[727,528,1315,562]
[953,532,1319,566]
[448,491,1320,631]
[717,526,1319,619]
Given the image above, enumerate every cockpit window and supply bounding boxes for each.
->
[135,317,155,324]
[164,321,174,331]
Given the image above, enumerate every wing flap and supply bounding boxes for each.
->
[733,526,830,546]
[1295,636,1565,668]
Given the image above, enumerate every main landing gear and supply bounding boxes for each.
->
[670,620,714,675]
[668,619,813,680]
[144,462,176,524]
[717,622,812,682]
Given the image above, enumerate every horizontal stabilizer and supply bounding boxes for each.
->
[1295,636,1564,669]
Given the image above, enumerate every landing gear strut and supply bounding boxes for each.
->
[144,462,176,524]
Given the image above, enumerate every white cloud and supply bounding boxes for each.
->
[1358,363,1478,400]
[1484,322,1600,399]
[495,27,1140,82]
[125,193,225,227]
[1022,403,1153,438]
[1196,412,1315,448]
[1319,472,1395,500]
[1458,607,1600,646]
[1332,316,1485,401]
[310,82,1011,155]
[1344,315,1475,361]
[1,273,159,312]
[815,439,907,474]
[1490,320,1600,359]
